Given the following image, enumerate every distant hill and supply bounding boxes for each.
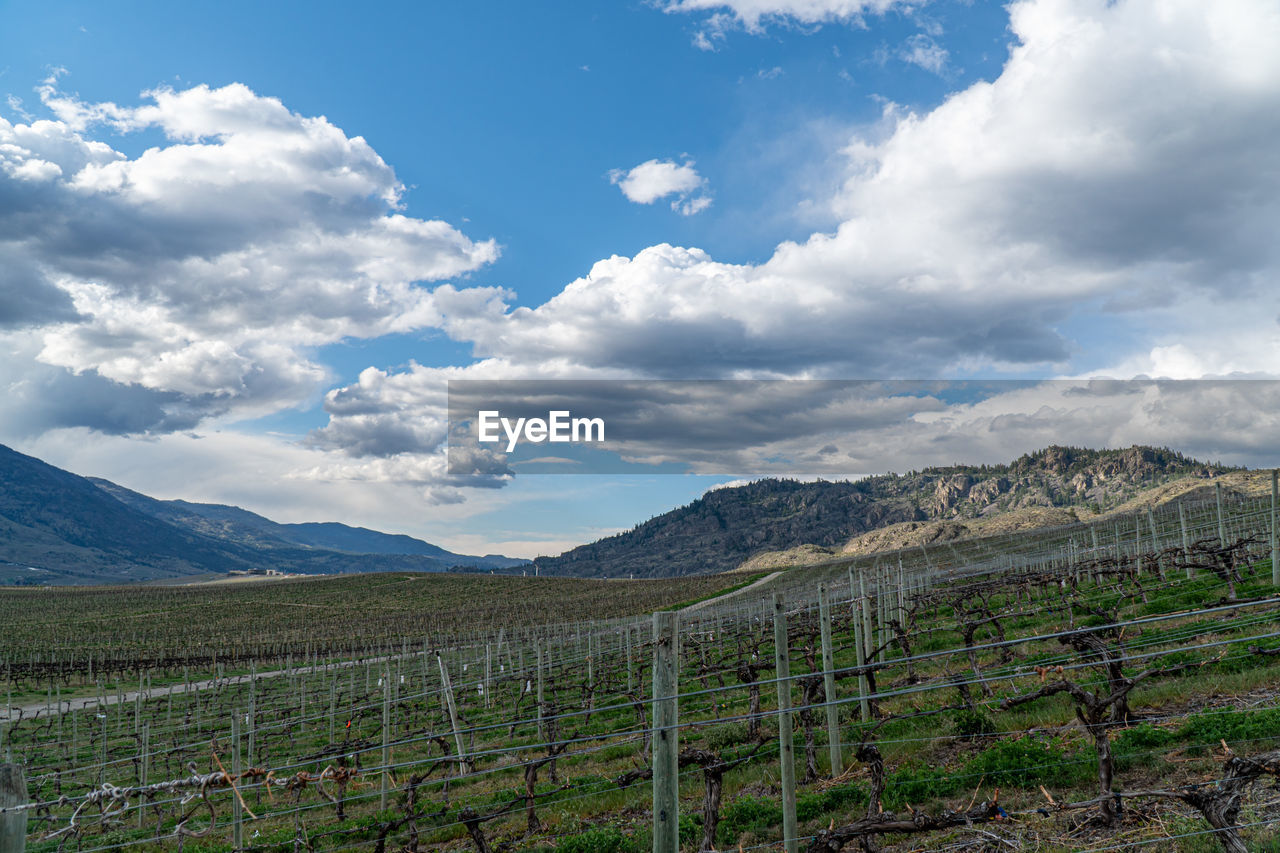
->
[0,443,257,584]
[532,446,1236,578]
[0,442,525,585]
[90,479,524,569]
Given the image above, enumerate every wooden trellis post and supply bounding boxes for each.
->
[849,570,870,721]
[381,672,391,811]
[323,680,334,745]
[438,655,469,773]
[652,611,680,853]
[626,627,634,694]
[773,594,798,853]
[484,643,492,709]
[1272,470,1279,586]
[817,584,842,776]
[877,564,889,663]
[247,674,256,783]
[1090,526,1101,582]
[1180,503,1192,579]
[1,762,28,853]
[99,709,108,785]
[1133,518,1142,573]
[138,722,149,829]
[858,571,874,666]
[1216,482,1226,544]
[896,558,906,628]
[536,642,546,739]
[232,715,243,849]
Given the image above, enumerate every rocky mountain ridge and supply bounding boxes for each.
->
[532,445,1237,578]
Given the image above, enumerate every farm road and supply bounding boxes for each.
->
[2,653,404,724]
[679,571,783,613]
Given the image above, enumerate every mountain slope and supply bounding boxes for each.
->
[532,446,1235,578]
[0,443,526,585]
[89,479,523,568]
[0,444,258,584]
[267,521,455,557]
[738,466,1279,572]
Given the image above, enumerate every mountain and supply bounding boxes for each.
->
[531,445,1236,578]
[89,479,523,568]
[0,440,1237,585]
[0,443,258,584]
[0,443,525,585]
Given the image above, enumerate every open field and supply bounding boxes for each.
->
[2,488,1280,853]
[0,572,760,719]
[0,572,743,700]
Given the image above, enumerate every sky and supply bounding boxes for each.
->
[2,0,1279,560]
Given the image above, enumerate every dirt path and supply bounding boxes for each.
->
[1,653,404,723]
[680,571,783,613]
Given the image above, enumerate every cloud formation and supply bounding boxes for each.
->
[899,33,947,74]
[334,376,1280,483]
[312,0,1280,492]
[8,0,1280,507]
[439,0,1280,380]
[665,0,918,40]
[0,76,498,430]
[609,159,712,215]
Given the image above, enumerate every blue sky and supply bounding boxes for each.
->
[2,0,1279,560]
[4,1,995,296]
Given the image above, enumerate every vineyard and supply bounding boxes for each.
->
[3,482,1280,852]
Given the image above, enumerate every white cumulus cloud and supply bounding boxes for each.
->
[0,76,499,430]
[11,0,1280,506]
[436,0,1280,381]
[313,0,1280,493]
[608,158,712,215]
